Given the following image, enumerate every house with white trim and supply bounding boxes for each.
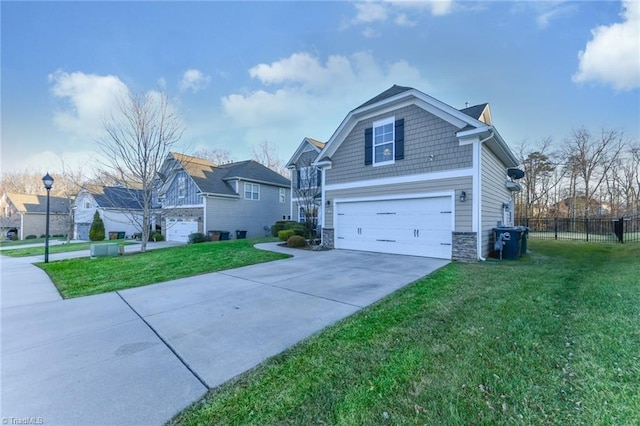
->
[310,85,521,261]
[286,137,326,228]
[158,152,291,242]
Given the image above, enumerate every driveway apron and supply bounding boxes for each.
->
[1,243,448,425]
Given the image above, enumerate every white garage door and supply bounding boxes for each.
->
[166,218,198,242]
[334,196,453,259]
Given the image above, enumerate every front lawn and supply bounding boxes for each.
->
[39,238,288,298]
[171,240,640,425]
[0,237,65,247]
[1,240,135,257]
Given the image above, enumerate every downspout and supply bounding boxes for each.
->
[320,167,326,244]
[476,130,495,261]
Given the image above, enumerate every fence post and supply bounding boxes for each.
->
[554,218,558,240]
[585,218,589,242]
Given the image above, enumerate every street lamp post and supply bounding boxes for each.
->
[42,173,54,263]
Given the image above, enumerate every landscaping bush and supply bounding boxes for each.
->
[149,232,165,242]
[25,234,37,240]
[188,232,209,244]
[52,234,65,238]
[286,235,307,248]
[271,220,299,237]
[89,211,105,241]
[278,229,295,241]
[284,222,306,237]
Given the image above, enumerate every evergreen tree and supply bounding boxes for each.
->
[89,211,105,241]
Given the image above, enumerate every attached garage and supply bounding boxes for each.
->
[166,218,199,242]
[334,195,453,259]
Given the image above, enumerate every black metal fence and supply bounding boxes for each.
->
[515,216,640,243]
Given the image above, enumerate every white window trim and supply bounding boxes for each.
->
[279,188,286,203]
[298,206,306,223]
[299,166,318,188]
[178,176,186,199]
[372,116,395,167]
[244,182,260,200]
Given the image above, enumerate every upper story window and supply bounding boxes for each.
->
[365,117,404,166]
[84,201,91,209]
[279,188,286,203]
[298,166,318,188]
[373,117,395,166]
[244,183,260,200]
[178,176,186,198]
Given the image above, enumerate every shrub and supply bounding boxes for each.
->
[52,234,65,238]
[271,220,299,237]
[25,234,37,239]
[287,235,307,248]
[188,232,209,244]
[278,229,295,241]
[284,222,306,237]
[11,234,18,241]
[149,232,165,242]
[89,211,105,241]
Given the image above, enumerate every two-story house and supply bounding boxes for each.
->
[73,185,148,240]
[158,152,291,242]
[286,137,325,231]
[309,85,521,261]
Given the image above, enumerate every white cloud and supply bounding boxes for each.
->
[346,0,453,32]
[534,1,576,29]
[352,2,389,24]
[48,70,129,138]
[179,69,211,93]
[221,51,429,159]
[573,0,640,91]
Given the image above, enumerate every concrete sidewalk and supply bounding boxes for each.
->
[1,243,448,425]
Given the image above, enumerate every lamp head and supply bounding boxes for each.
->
[42,172,54,190]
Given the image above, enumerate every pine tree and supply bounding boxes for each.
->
[89,211,105,241]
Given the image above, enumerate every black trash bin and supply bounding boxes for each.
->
[219,231,230,241]
[236,230,247,239]
[493,227,523,260]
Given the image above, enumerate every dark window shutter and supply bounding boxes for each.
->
[395,118,404,160]
[296,170,301,189]
[316,169,321,187]
[364,127,373,165]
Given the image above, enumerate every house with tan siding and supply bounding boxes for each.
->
[0,193,70,240]
[309,85,521,261]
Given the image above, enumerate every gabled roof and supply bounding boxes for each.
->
[84,186,144,210]
[286,137,326,168]
[5,193,69,214]
[355,85,413,110]
[315,85,517,167]
[169,153,291,197]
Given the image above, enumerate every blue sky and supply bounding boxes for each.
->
[1,1,639,175]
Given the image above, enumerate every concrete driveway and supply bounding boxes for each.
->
[1,243,448,425]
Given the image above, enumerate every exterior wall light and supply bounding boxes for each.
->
[459,191,467,202]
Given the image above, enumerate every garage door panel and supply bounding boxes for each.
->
[335,196,452,259]
[166,218,198,243]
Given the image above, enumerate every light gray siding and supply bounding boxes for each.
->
[480,144,513,257]
[326,104,473,185]
[324,175,473,231]
[163,170,202,207]
[205,182,290,238]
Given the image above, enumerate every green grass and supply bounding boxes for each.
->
[171,240,640,425]
[38,238,288,298]
[0,237,65,247]
[0,240,135,257]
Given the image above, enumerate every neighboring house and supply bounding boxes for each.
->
[0,193,70,240]
[286,137,326,227]
[158,152,291,242]
[309,85,521,261]
[73,186,148,240]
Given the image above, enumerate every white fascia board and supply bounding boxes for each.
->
[319,92,482,162]
[324,168,473,192]
[161,204,204,209]
[457,125,492,140]
[286,138,322,168]
[223,177,290,188]
[200,192,240,199]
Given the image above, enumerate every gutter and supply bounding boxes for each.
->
[476,130,495,262]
